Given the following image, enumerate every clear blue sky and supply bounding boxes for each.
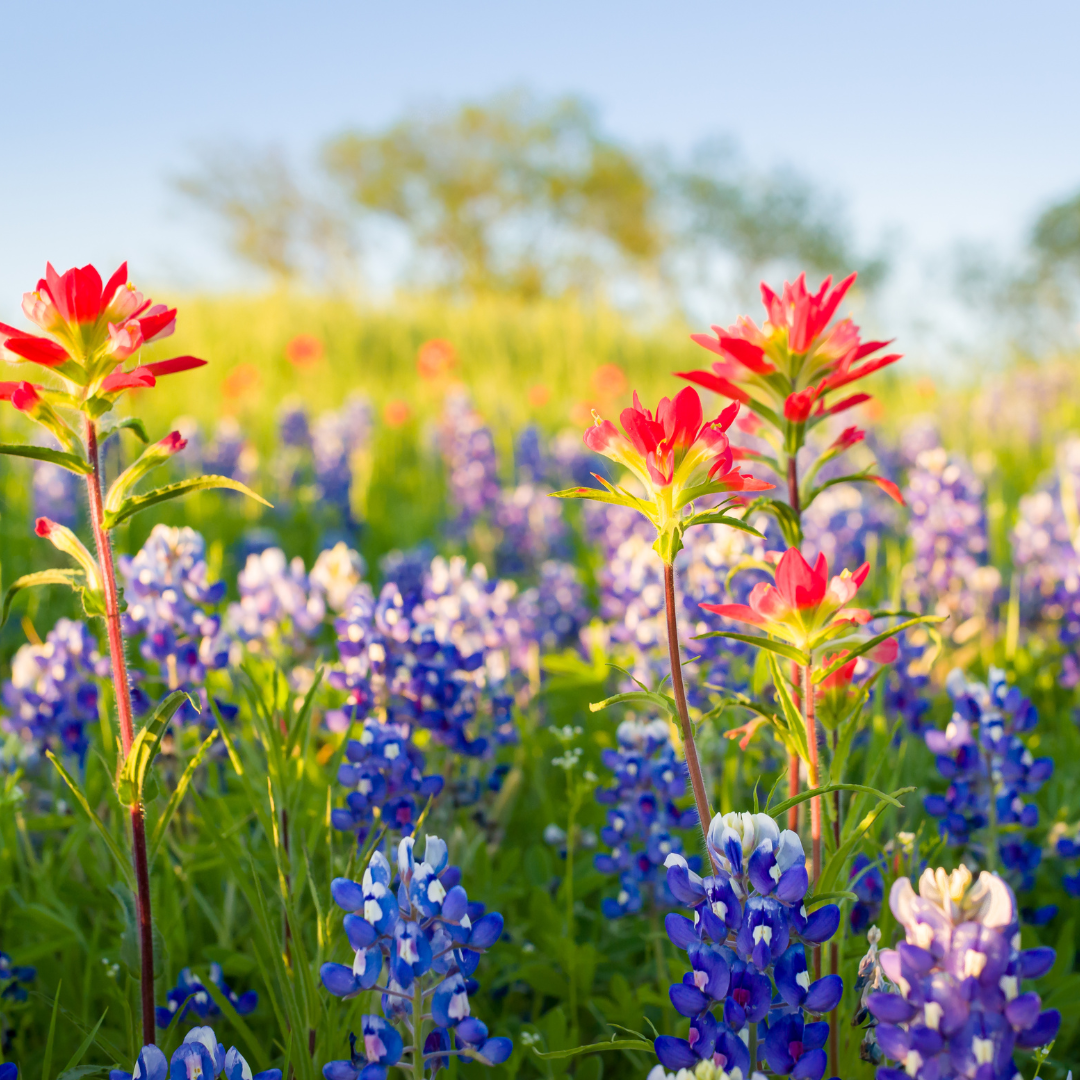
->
[2,0,1078,327]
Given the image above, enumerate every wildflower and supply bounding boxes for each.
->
[155,964,257,1029]
[683,273,899,422]
[867,866,1060,1079]
[558,387,770,563]
[701,548,899,664]
[285,333,323,367]
[321,835,512,1078]
[109,1027,281,1080]
[0,262,204,398]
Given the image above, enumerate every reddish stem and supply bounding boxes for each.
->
[786,457,802,834]
[663,562,717,873]
[802,662,822,980]
[85,420,156,1045]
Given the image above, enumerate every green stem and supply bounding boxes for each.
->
[413,981,424,1080]
[566,778,578,1044]
[984,747,999,872]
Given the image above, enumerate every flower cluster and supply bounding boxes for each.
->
[593,718,698,917]
[923,669,1052,894]
[656,812,842,1079]
[119,525,232,727]
[2,618,107,764]
[866,866,1059,1079]
[513,560,588,658]
[321,835,512,1079]
[1011,437,1080,684]
[904,447,999,630]
[227,547,328,655]
[155,963,257,1030]
[0,952,35,1003]
[109,1026,281,1080]
[439,391,501,534]
[330,717,445,845]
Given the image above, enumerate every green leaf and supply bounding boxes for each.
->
[2,569,83,625]
[46,752,134,890]
[202,978,271,1072]
[682,511,764,536]
[42,980,62,1080]
[117,691,193,805]
[99,417,149,443]
[765,654,810,762]
[813,616,946,683]
[530,1038,654,1060]
[768,783,913,818]
[0,443,92,474]
[103,475,272,529]
[806,890,858,907]
[58,1009,108,1074]
[148,729,220,864]
[740,495,801,546]
[590,688,678,720]
[694,630,807,665]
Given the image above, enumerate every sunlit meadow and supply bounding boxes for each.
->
[0,265,1079,1080]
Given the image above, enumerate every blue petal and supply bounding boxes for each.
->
[330,878,366,912]
[468,912,504,950]
[804,975,843,1014]
[320,963,360,998]
[479,1037,512,1065]
[344,914,378,950]
[653,1037,697,1070]
[800,904,840,943]
[669,983,708,1017]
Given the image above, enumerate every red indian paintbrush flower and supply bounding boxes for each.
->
[553,386,772,562]
[701,547,874,657]
[682,273,900,421]
[0,262,205,400]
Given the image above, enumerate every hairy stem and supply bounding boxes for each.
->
[787,457,802,834]
[85,420,156,1045]
[830,728,840,1075]
[802,662,822,980]
[663,562,717,872]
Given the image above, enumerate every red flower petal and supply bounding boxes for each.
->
[143,355,207,377]
[699,602,768,628]
[676,369,752,406]
[101,367,156,393]
[2,333,70,367]
[869,475,905,505]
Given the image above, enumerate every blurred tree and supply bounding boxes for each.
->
[666,141,888,296]
[322,92,662,297]
[174,91,885,304]
[175,146,356,283]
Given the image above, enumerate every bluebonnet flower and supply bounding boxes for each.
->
[32,460,78,528]
[923,669,1052,897]
[321,835,512,1079]
[200,418,256,483]
[655,811,842,1080]
[1012,437,1080,685]
[311,395,373,526]
[0,1064,15,1080]
[513,560,588,658]
[119,525,233,728]
[330,718,444,845]
[279,402,312,450]
[109,1026,281,1080]
[881,629,933,735]
[0,953,35,1002]
[903,446,1000,630]
[866,866,1059,1079]
[228,548,327,653]
[2,619,107,764]
[849,853,886,935]
[593,718,698,917]
[439,392,500,535]
[156,964,257,1029]
[310,543,367,614]
[494,484,570,576]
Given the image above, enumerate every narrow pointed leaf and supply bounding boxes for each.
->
[58,1008,109,1074]
[694,630,807,665]
[683,512,764,536]
[530,1039,654,1060]
[590,688,678,719]
[2,569,83,625]
[813,616,946,683]
[103,474,271,528]
[0,443,92,474]
[46,752,134,889]
[99,417,149,443]
[117,690,194,805]
[768,783,914,819]
[148,729,220,865]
